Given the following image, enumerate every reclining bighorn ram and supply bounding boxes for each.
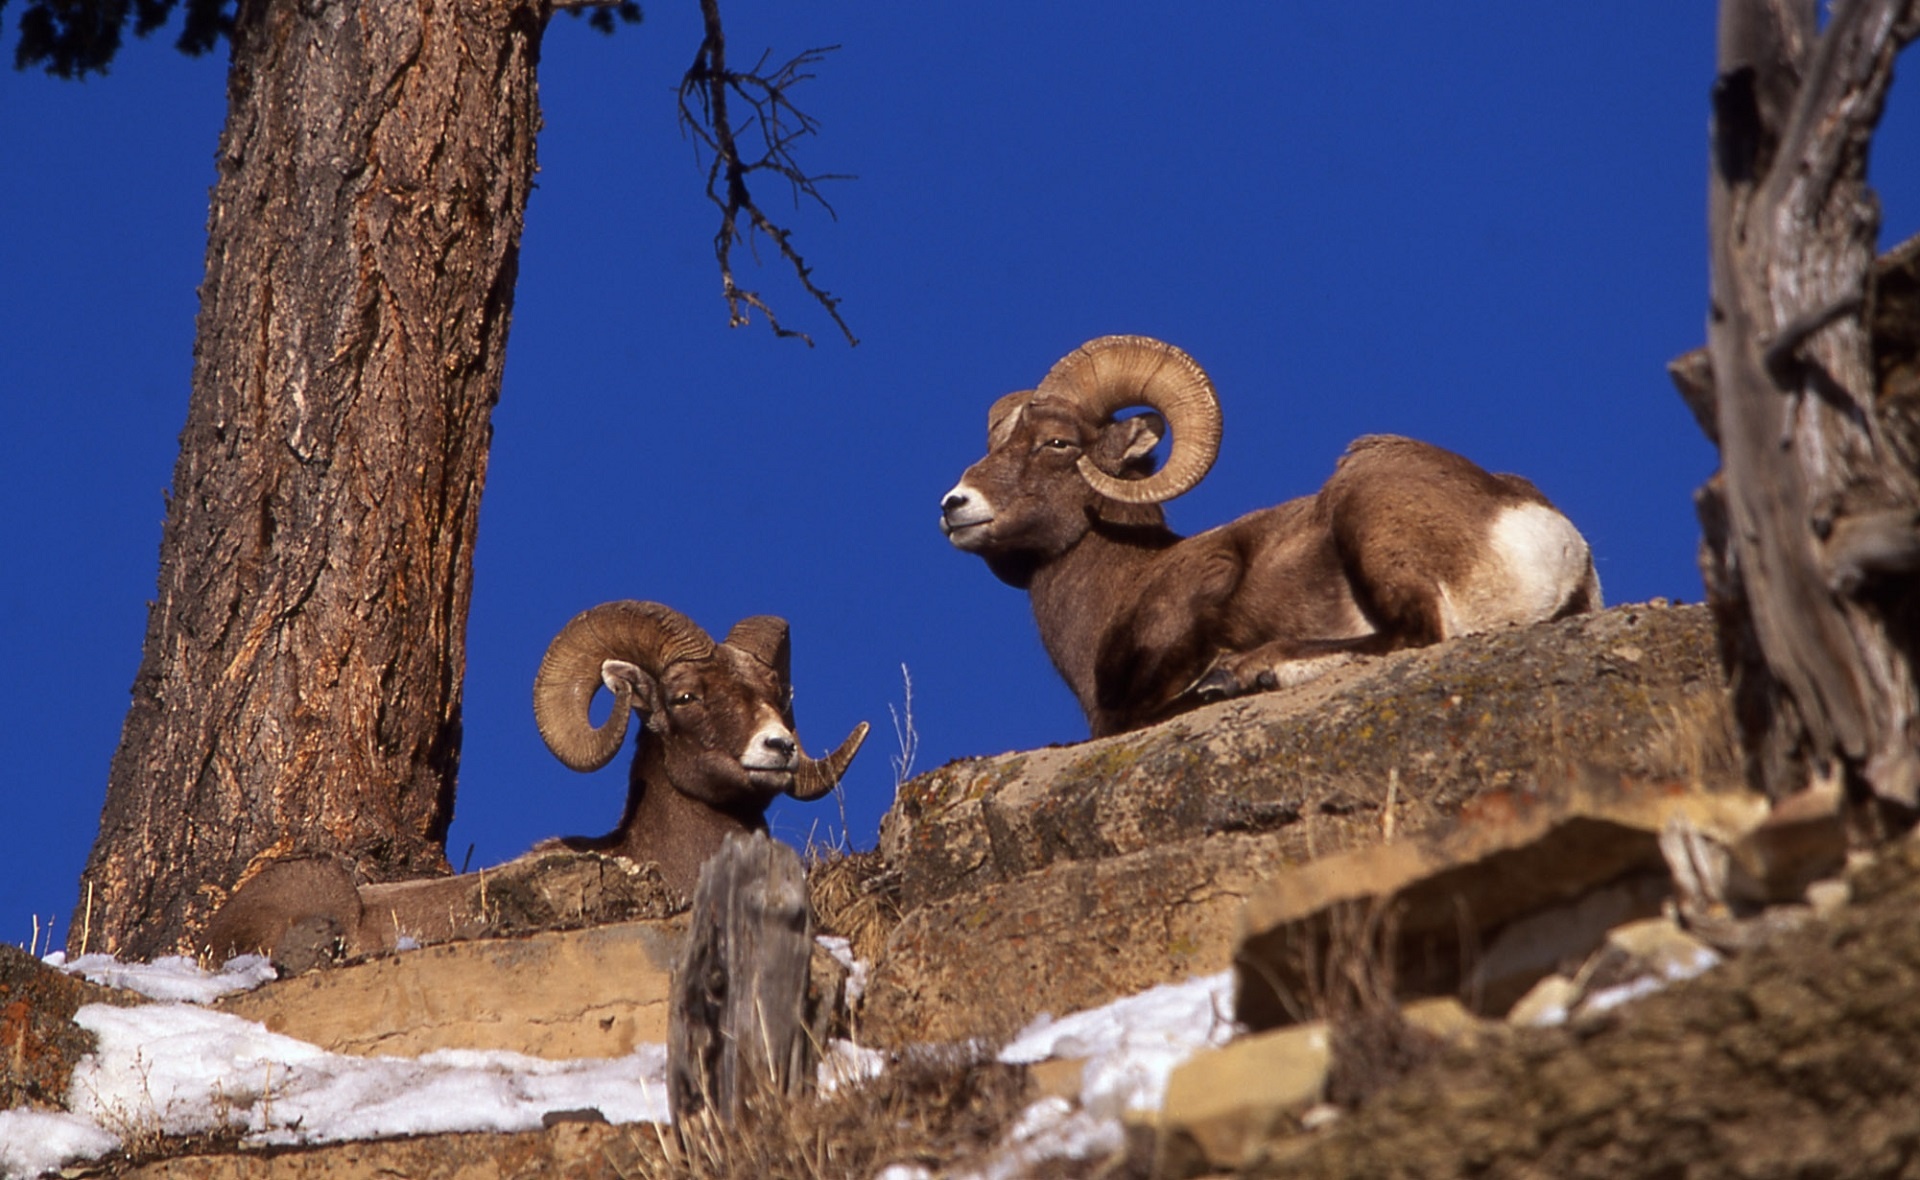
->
[939,335,1601,737]
[203,601,867,965]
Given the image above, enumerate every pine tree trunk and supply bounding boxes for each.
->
[72,0,544,959]
[1697,0,1920,810]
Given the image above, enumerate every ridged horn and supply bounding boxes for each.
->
[724,615,792,680]
[789,721,870,801]
[533,601,716,772]
[1034,335,1221,505]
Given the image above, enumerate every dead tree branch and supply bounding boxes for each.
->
[679,0,857,347]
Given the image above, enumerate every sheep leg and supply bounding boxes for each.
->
[1188,633,1391,702]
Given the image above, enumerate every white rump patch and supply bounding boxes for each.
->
[1488,503,1595,622]
[1443,503,1596,635]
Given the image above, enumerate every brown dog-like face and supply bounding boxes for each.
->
[939,394,1166,586]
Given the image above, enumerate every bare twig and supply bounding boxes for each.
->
[889,664,919,789]
[679,0,857,346]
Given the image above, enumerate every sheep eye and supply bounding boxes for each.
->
[1043,437,1073,451]
[671,691,699,707]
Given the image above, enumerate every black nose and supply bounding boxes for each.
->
[762,734,796,757]
[942,491,968,511]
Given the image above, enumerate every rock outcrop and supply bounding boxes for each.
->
[214,918,688,1059]
[863,602,1737,1045]
[881,603,1728,913]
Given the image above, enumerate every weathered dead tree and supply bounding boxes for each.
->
[1683,0,1920,811]
[668,832,817,1128]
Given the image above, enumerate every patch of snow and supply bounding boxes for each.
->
[957,1097,1127,1180]
[874,1166,934,1180]
[819,1039,888,1094]
[947,973,1234,1175]
[47,952,278,1004]
[1,957,1237,1177]
[1661,943,1722,981]
[0,1109,121,1179]
[1580,975,1665,1016]
[816,934,869,1007]
[66,1001,669,1154]
[1573,945,1722,1021]
[998,972,1234,1114]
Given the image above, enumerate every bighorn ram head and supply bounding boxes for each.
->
[534,600,867,819]
[942,335,1223,586]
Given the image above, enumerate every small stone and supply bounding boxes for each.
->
[1593,917,1721,988]
[1508,975,1581,1028]
[1805,877,1850,916]
[1025,1056,1084,1101]
[1402,996,1493,1043]
[1156,1022,1330,1173]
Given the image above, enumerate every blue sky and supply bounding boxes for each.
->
[2,6,1916,950]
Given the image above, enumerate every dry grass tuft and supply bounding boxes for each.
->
[1277,899,1443,1111]
[617,1044,1031,1180]
[1645,691,1742,787]
[807,848,901,966]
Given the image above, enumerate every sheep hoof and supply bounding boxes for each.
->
[1191,667,1246,703]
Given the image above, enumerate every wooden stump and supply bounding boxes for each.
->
[667,832,816,1127]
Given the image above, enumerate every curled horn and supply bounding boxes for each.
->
[1035,335,1221,505]
[533,601,716,772]
[790,721,871,801]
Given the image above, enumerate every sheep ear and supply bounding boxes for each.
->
[988,390,1032,448]
[1098,412,1165,476]
[603,659,666,731]
[725,616,792,681]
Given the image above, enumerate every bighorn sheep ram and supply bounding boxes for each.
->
[203,601,867,966]
[939,335,1601,737]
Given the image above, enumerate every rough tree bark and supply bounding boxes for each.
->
[72,0,543,959]
[1692,0,1920,811]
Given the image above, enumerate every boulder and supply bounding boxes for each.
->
[862,603,1741,1048]
[1231,772,1765,1027]
[859,830,1300,1048]
[1154,1022,1331,1176]
[1238,837,1920,1180]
